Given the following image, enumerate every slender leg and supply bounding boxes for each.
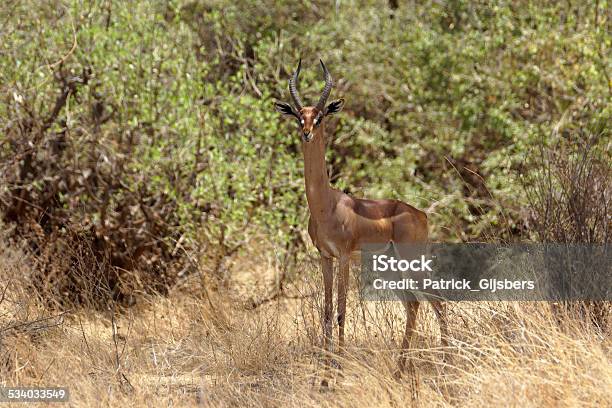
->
[321,255,334,354]
[337,255,350,352]
[393,228,450,360]
[397,301,420,376]
[431,301,449,348]
[431,300,449,364]
[320,255,334,387]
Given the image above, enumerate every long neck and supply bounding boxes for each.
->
[302,127,335,220]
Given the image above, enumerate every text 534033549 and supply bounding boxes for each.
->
[0,387,69,402]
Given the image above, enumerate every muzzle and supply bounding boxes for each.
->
[302,131,313,142]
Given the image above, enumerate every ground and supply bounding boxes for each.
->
[1,244,610,407]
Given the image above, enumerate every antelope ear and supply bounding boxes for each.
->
[325,98,345,116]
[274,101,299,118]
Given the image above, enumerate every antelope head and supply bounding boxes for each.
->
[275,59,345,142]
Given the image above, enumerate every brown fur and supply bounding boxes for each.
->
[297,105,448,377]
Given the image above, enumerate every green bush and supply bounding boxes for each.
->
[1,0,609,302]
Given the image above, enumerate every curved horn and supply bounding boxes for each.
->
[289,59,303,110]
[315,59,333,111]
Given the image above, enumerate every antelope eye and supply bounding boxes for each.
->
[300,118,304,125]
[314,116,320,126]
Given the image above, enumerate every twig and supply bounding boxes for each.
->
[0,311,67,335]
[0,279,11,307]
[247,289,316,310]
[38,357,56,381]
[46,22,78,70]
[78,314,95,363]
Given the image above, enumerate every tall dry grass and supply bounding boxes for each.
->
[1,239,610,407]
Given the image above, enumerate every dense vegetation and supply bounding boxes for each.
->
[0,3,610,405]
[1,0,609,303]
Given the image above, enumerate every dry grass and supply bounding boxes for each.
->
[1,241,610,408]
